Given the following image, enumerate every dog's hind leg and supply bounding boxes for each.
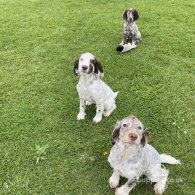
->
[103,97,117,117]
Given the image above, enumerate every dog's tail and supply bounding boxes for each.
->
[160,154,181,165]
[114,91,119,98]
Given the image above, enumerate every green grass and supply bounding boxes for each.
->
[0,0,194,194]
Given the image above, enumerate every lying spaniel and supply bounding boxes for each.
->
[108,116,180,195]
[116,8,141,53]
[73,52,118,123]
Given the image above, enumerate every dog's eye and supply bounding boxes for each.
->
[138,126,142,130]
[123,124,127,127]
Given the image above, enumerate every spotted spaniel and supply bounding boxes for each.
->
[108,116,180,195]
[116,8,141,53]
[73,52,118,123]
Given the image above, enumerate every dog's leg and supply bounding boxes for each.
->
[77,98,86,120]
[93,99,103,123]
[119,31,128,45]
[121,32,129,45]
[115,179,137,195]
[131,34,138,49]
[109,169,120,189]
[129,28,138,48]
[153,168,169,195]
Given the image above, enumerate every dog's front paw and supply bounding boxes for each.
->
[115,186,128,195]
[109,176,119,189]
[77,112,86,120]
[93,116,102,124]
[154,182,166,195]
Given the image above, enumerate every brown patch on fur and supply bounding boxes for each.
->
[123,10,128,20]
[73,59,79,75]
[111,126,121,145]
[90,58,103,75]
[145,130,149,142]
[141,128,149,146]
[87,64,93,74]
[132,9,139,21]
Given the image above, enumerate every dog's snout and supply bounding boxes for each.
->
[129,133,138,141]
[82,66,88,71]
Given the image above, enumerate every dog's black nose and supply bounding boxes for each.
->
[82,66,88,71]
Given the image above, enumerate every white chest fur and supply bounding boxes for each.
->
[76,75,99,102]
[77,75,116,102]
[108,143,144,179]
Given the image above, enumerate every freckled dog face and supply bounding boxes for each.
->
[112,116,147,146]
[123,8,139,23]
[127,10,134,22]
[119,117,144,145]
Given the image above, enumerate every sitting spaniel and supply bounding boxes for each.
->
[73,52,118,123]
[116,8,141,53]
[108,116,180,195]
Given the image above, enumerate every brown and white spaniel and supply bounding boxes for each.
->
[74,52,118,123]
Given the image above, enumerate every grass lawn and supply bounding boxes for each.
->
[0,0,194,194]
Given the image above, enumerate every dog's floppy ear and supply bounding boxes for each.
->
[111,121,121,145]
[141,128,149,146]
[132,9,139,21]
[73,59,79,75]
[123,10,128,20]
[90,58,104,77]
